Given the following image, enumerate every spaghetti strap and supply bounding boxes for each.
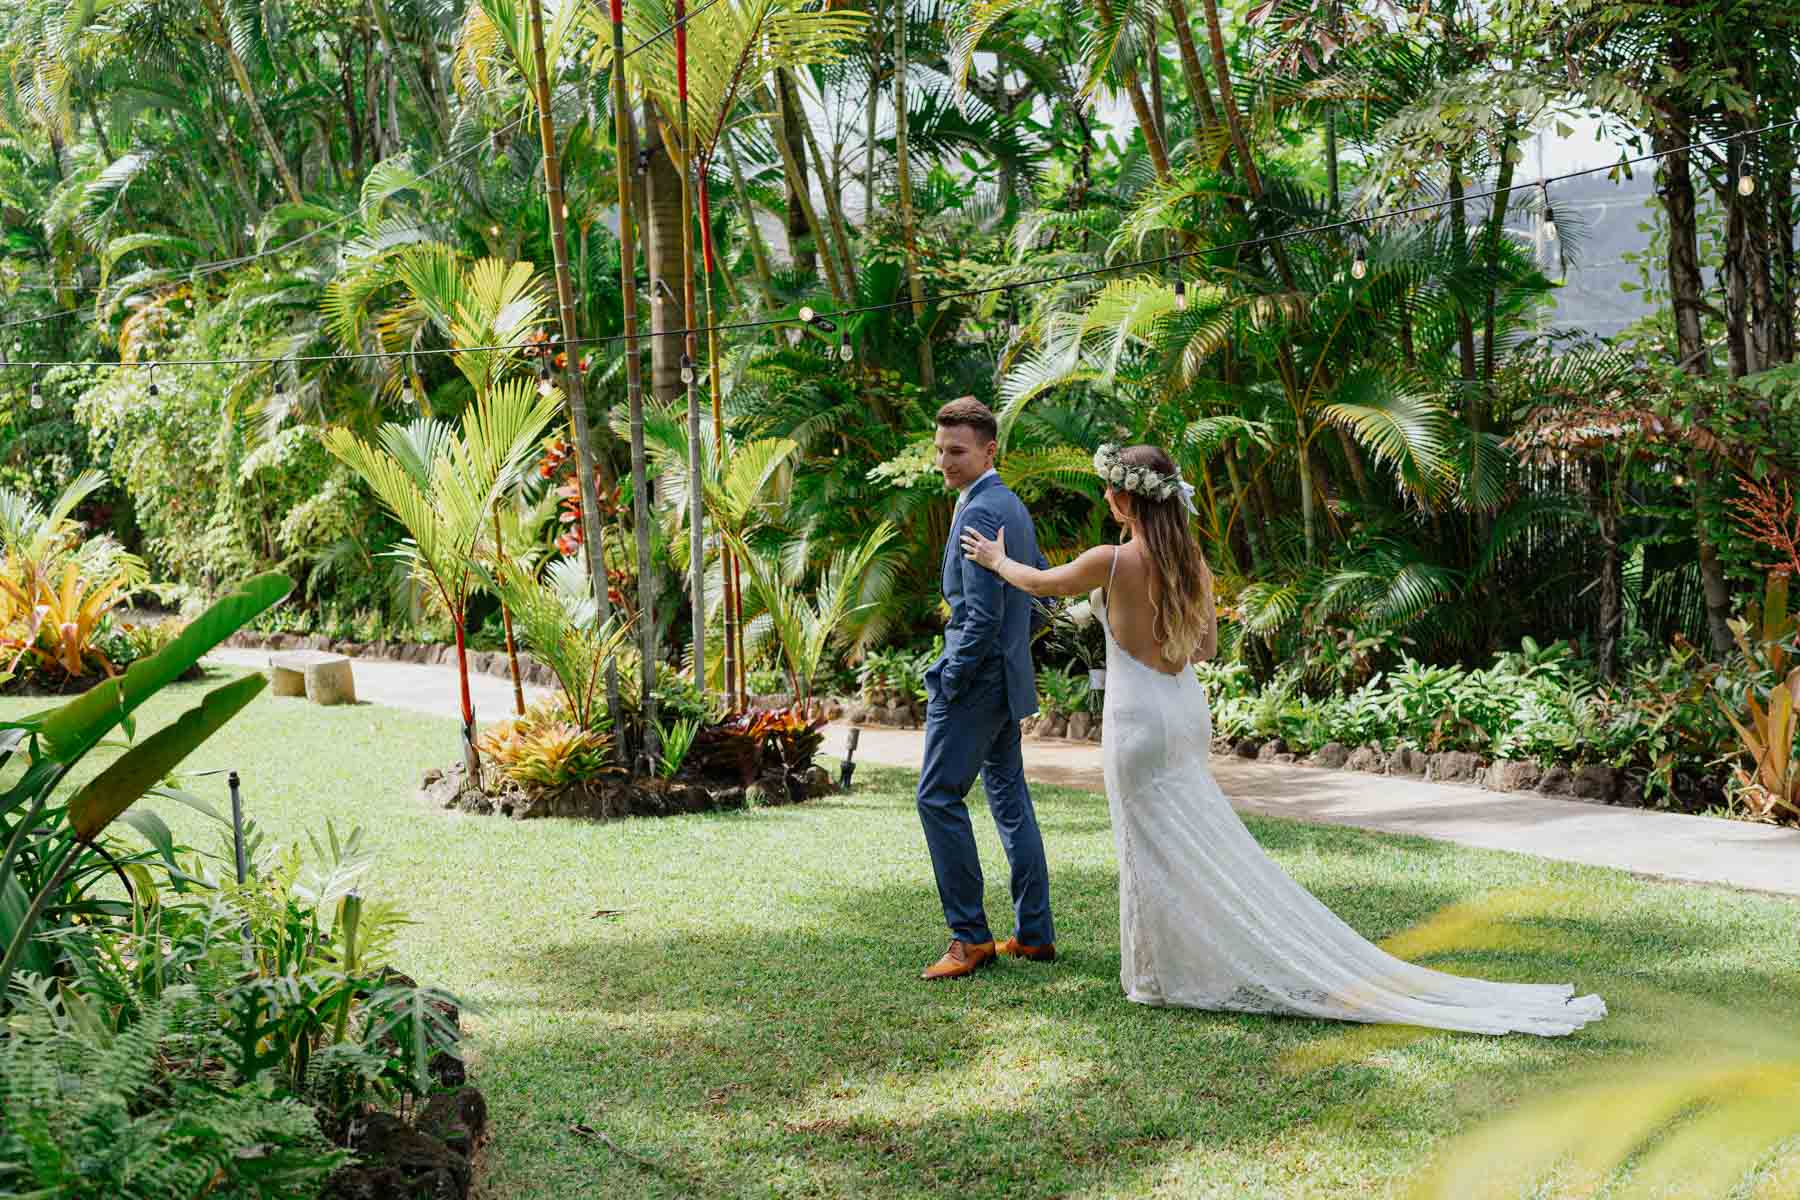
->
[1104,544,1121,598]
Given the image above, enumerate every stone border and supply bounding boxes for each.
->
[1221,737,1640,805]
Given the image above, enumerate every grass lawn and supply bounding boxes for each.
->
[12,669,1800,1198]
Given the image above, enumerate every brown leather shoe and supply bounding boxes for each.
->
[921,939,997,981]
[999,937,1057,963]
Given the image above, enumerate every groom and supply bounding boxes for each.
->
[917,397,1056,981]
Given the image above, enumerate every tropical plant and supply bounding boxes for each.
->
[0,986,346,1199]
[0,572,293,1004]
[478,712,615,789]
[740,521,898,702]
[325,381,563,774]
[657,716,700,779]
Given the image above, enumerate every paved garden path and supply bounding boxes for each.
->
[207,647,1800,898]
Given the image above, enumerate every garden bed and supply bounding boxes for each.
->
[1213,735,1693,809]
[418,760,837,820]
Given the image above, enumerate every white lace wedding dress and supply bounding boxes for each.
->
[1093,582,1606,1037]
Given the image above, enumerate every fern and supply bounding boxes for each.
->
[0,988,345,1198]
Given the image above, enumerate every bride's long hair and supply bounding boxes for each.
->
[1114,445,1217,662]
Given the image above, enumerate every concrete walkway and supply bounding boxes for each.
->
[208,647,1800,898]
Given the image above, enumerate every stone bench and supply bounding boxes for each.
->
[269,650,357,706]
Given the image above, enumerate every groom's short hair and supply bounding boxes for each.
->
[936,396,998,444]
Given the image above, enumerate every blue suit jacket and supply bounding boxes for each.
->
[930,471,1048,723]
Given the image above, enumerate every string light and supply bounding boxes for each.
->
[1738,174,1756,197]
[679,353,695,385]
[1541,183,1558,242]
[1351,245,1368,280]
[635,148,651,175]
[798,306,815,324]
[1173,276,1187,310]
[146,362,158,397]
[537,363,554,396]
[28,371,42,409]
[837,331,853,362]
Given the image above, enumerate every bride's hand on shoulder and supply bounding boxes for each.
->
[960,524,1007,570]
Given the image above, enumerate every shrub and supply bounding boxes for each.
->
[1036,667,1090,719]
[0,986,346,1199]
[478,701,616,788]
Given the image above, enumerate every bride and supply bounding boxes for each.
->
[959,442,1605,1036]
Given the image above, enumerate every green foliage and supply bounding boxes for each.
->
[0,986,345,1199]
[1035,666,1091,719]
[0,573,292,1002]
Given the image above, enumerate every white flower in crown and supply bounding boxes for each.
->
[1110,464,1127,485]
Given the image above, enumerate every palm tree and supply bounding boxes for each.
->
[741,521,899,702]
[324,380,563,777]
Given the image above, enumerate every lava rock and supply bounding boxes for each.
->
[1538,765,1575,796]
[1388,747,1429,777]
[1484,759,1542,792]
[417,1087,488,1158]
[1345,746,1388,773]
[1572,764,1621,803]
[1427,751,1482,782]
[1310,742,1351,769]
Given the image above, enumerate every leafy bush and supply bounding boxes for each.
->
[0,574,291,1002]
[0,986,346,1199]
[478,700,616,788]
[1036,667,1091,718]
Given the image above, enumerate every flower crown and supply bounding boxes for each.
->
[1092,443,1185,503]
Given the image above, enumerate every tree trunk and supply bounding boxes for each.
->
[726,139,781,306]
[201,0,304,206]
[603,1,649,756]
[496,511,527,716]
[1655,111,1733,655]
[1593,462,1621,683]
[864,0,883,218]
[776,70,815,278]
[1148,31,1168,153]
[892,1,934,388]
[645,103,686,404]
[453,612,480,779]
[1166,0,1223,142]
[1094,0,1171,181]
[1222,449,1264,571]
[789,69,859,294]
[767,84,847,301]
[1297,435,1317,562]
[677,0,707,692]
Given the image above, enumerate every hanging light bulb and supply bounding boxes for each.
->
[798,306,817,325]
[537,363,554,396]
[837,331,854,363]
[562,203,571,218]
[636,148,651,175]
[489,224,500,237]
[146,362,159,397]
[1541,183,1558,242]
[1351,245,1368,280]
[1738,174,1757,197]
[679,353,696,385]
[29,373,42,409]
[273,375,285,398]
[1173,277,1187,310]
